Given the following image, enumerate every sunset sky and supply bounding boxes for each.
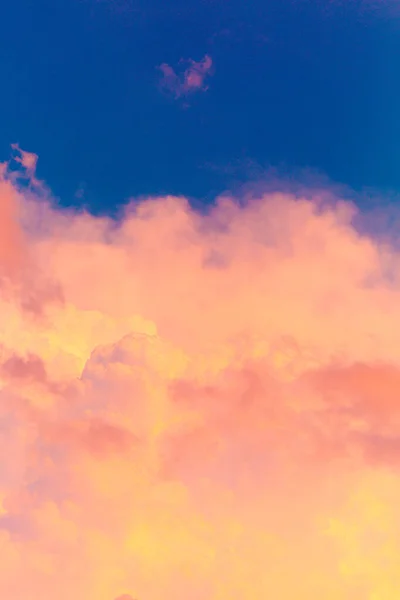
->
[1,1,400,599]
[1,0,399,207]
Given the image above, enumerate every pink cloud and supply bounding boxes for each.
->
[11,143,38,174]
[0,152,62,317]
[1,149,400,597]
[158,55,213,99]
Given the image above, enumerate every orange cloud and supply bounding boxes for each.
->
[1,149,400,598]
[158,55,213,99]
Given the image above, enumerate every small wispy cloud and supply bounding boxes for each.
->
[158,55,214,99]
[11,143,38,174]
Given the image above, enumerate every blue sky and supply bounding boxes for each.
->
[1,0,398,212]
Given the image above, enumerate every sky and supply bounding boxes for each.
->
[3,1,400,600]
[1,0,400,210]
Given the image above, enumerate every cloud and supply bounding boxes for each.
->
[11,143,38,174]
[1,148,400,598]
[158,55,213,99]
[0,152,63,317]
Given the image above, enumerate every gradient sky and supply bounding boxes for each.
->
[1,0,399,211]
[4,3,400,600]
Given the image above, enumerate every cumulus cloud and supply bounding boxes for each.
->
[158,55,213,99]
[2,148,400,598]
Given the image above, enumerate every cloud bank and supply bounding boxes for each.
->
[1,147,400,599]
[158,55,213,99]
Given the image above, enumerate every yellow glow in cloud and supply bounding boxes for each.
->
[1,147,400,599]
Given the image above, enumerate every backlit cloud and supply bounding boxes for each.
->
[1,149,400,598]
[158,55,213,99]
